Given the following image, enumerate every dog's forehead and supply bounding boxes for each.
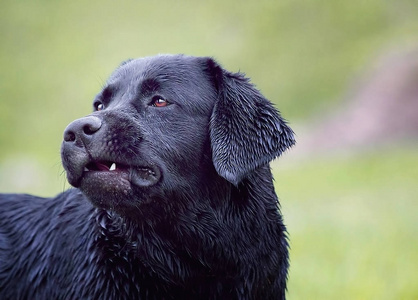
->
[103,55,217,112]
[107,55,208,85]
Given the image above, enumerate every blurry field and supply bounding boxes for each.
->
[275,146,418,299]
[1,0,418,299]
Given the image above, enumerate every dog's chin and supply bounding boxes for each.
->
[72,165,162,212]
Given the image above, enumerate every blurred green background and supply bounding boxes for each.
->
[1,0,417,298]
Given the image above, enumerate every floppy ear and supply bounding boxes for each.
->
[207,59,295,186]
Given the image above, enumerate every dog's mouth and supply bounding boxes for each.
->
[84,161,126,172]
[80,160,161,188]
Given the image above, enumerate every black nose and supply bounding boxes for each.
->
[63,116,102,143]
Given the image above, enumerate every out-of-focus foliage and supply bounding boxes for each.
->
[1,0,418,299]
[1,0,417,164]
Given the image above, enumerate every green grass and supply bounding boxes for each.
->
[274,146,418,299]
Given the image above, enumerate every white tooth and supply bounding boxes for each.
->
[84,167,89,172]
[109,163,116,171]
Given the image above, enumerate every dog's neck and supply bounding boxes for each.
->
[93,164,283,288]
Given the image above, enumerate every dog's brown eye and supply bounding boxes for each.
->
[152,97,169,107]
[95,103,104,111]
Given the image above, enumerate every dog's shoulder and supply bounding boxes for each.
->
[0,190,100,298]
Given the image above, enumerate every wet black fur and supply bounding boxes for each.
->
[0,55,295,299]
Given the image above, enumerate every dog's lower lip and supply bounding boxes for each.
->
[131,165,161,187]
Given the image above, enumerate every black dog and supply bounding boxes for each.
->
[0,55,295,299]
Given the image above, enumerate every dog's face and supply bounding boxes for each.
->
[61,56,217,214]
[61,55,295,217]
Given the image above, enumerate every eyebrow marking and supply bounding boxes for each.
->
[140,78,161,96]
[101,86,115,100]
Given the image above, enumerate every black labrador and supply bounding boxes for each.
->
[0,55,295,299]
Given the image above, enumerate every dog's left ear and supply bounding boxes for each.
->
[205,58,295,186]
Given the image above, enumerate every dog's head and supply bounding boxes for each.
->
[61,55,294,216]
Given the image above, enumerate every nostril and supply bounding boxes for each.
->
[83,124,99,135]
[64,131,76,142]
[83,116,102,135]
